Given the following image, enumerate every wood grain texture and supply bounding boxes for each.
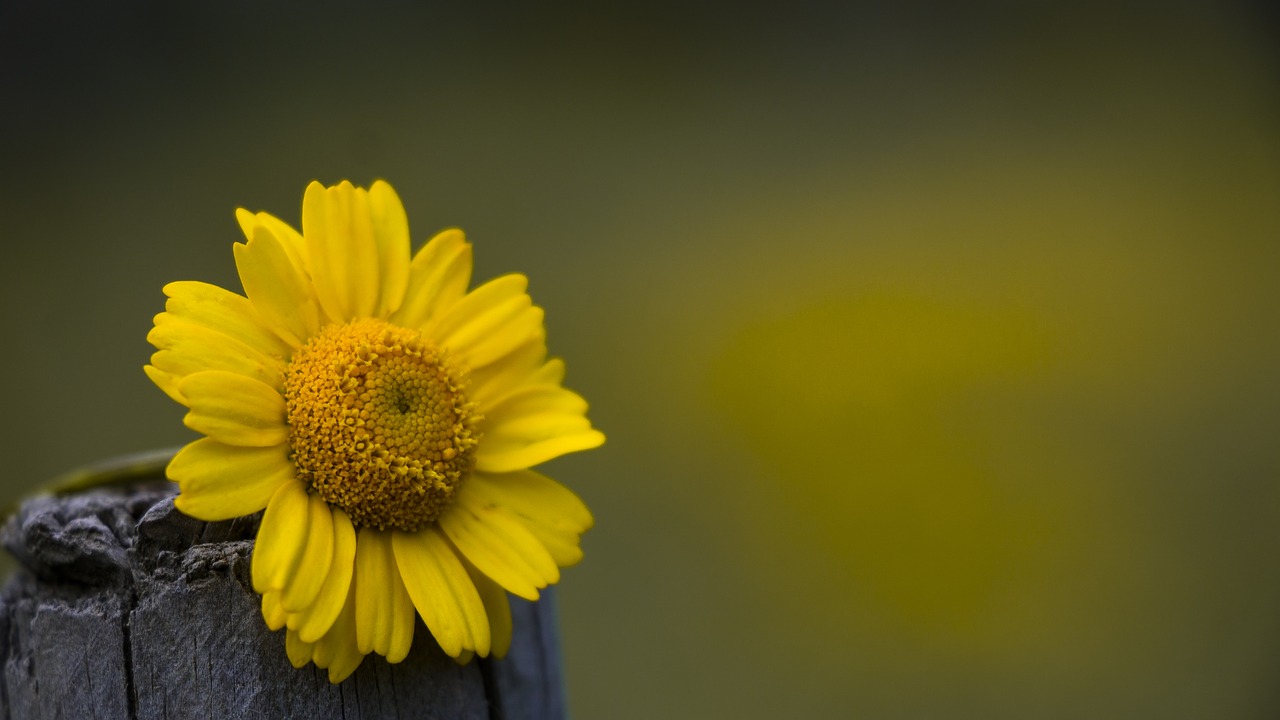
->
[0,482,567,719]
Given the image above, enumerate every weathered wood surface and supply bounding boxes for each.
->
[0,481,566,719]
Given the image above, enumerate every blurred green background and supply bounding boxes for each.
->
[3,1,1279,717]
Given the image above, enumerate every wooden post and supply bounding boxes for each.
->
[0,481,567,719]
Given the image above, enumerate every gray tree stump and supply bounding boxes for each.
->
[0,480,567,719]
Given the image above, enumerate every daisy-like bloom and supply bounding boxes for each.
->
[144,180,603,682]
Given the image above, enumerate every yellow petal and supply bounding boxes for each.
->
[327,649,363,684]
[303,180,380,321]
[463,309,547,372]
[392,526,490,657]
[520,526,582,568]
[485,468,593,531]
[235,208,310,278]
[534,358,566,384]
[295,508,357,643]
[350,527,414,661]
[313,582,364,683]
[438,495,559,601]
[436,292,545,370]
[518,357,567,388]
[468,336,549,409]
[251,479,311,594]
[462,558,512,659]
[474,383,603,472]
[351,528,416,661]
[475,358,568,411]
[160,280,293,360]
[482,381,589,420]
[234,224,322,347]
[391,228,472,330]
[386,552,417,664]
[473,381,601,471]
[143,364,185,404]
[310,594,345,667]
[354,528,396,656]
[422,273,527,345]
[484,410,593,443]
[179,371,287,447]
[149,319,285,394]
[167,438,292,520]
[280,494,335,613]
[475,431,605,474]
[284,629,314,669]
[465,470,592,567]
[261,590,288,632]
[368,180,411,318]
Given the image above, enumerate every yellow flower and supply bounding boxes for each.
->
[144,180,603,682]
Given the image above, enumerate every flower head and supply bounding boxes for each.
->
[145,180,603,682]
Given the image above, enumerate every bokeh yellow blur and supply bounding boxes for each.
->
[3,2,1278,717]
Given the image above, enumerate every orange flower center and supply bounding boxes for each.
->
[283,318,480,531]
